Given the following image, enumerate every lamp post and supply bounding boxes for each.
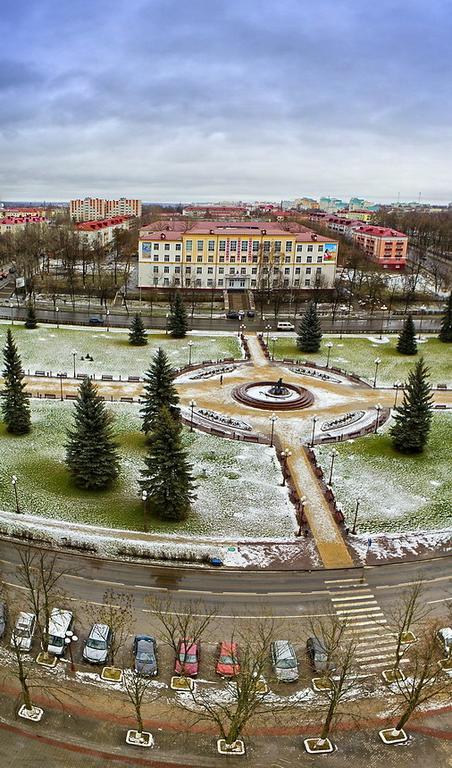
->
[325,341,333,368]
[271,336,277,361]
[373,357,381,388]
[189,399,197,432]
[11,475,20,514]
[71,350,77,379]
[374,403,382,434]
[9,300,14,326]
[106,309,110,332]
[64,630,78,673]
[328,448,338,485]
[141,489,148,533]
[165,312,170,334]
[57,373,64,401]
[393,382,402,408]
[238,323,246,338]
[280,448,292,486]
[187,341,194,366]
[56,306,59,329]
[352,498,360,535]
[297,495,307,537]
[269,413,277,447]
[265,324,272,346]
[310,416,318,447]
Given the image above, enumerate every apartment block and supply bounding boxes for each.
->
[0,216,48,234]
[0,207,47,220]
[138,220,338,291]
[70,197,141,221]
[75,216,131,246]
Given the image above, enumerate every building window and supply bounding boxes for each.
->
[230,255,236,263]
[285,256,290,263]
[230,240,237,251]
[163,278,169,286]
[208,255,214,262]
[241,267,246,274]
[196,267,202,274]
[207,279,213,287]
[307,245,313,252]
[295,267,300,274]
[186,255,192,262]
[185,266,191,272]
[241,240,248,251]
[175,243,181,251]
[229,267,235,274]
[186,277,191,286]
[251,267,257,274]
[197,255,203,262]
[306,267,311,274]
[307,255,312,263]
[219,240,226,251]
[252,255,258,263]
[274,241,281,252]
[284,268,290,274]
[318,244,323,251]
[252,241,259,252]
[175,266,180,273]
[296,244,303,252]
[153,243,159,250]
[197,240,203,251]
[241,255,247,263]
[164,266,169,273]
[219,267,224,274]
[186,240,192,251]
[153,255,159,262]
[286,241,293,251]
[175,255,181,262]
[304,279,311,286]
[164,254,169,262]
[219,255,225,263]
[294,279,300,286]
[174,278,180,285]
[164,243,170,251]
[251,279,256,287]
[317,256,322,263]
[316,267,322,273]
[208,240,215,251]
[296,255,302,263]
[153,277,158,286]
[263,241,271,252]
[207,267,213,274]
[218,279,224,286]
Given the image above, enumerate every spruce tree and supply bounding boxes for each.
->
[65,377,120,489]
[24,302,38,329]
[129,313,147,346]
[390,357,433,454]
[141,406,195,521]
[168,292,188,338]
[1,329,31,435]
[296,302,322,353]
[438,292,452,343]
[140,347,180,437]
[396,314,417,355]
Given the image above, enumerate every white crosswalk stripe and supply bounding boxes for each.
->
[325,579,396,674]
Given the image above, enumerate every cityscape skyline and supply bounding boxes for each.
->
[1,0,451,202]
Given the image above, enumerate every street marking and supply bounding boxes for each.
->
[427,597,452,605]
[336,609,384,616]
[355,653,394,663]
[375,575,452,591]
[324,577,362,584]
[331,595,377,603]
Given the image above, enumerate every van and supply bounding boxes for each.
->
[47,609,74,657]
[276,322,295,331]
[11,612,36,652]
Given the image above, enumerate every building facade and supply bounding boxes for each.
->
[0,207,47,220]
[0,216,48,234]
[352,225,408,269]
[70,198,141,221]
[75,216,131,246]
[138,220,338,291]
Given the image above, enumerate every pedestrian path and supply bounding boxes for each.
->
[325,575,399,673]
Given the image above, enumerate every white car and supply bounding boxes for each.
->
[83,623,112,664]
[11,612,36,652]
[276,322,295,331]
[437,627,452,657]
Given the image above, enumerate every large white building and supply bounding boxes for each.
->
[70,197,142,221]
[138,220,338,290]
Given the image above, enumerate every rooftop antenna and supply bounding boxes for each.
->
[418,191,422,206]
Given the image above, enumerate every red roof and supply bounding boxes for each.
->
[76,216,130,231]
[354,225,407,238]
[1,216,45,224]
[140,219,334,243]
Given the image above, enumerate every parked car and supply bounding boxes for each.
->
[276,321,295,331]
[133,635,158,676]
[306,636,329,673]
[10,612,36,652]
[246,310,255,318]
[0,602,7,639]
[175,639,200,677]
[83,623,112,664]
[226,311,240,320]
[270,640,299,682]
[216,641,240,677]
[437,627,452,657]
[47,609,74,657]
[88,316,103,326]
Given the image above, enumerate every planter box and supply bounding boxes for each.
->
[400,631,417,645]
[312,676,333,692]
[101,666,123,683]
[36,652,57,668]
[382,669,406,684]
[255,677,268,694]
[126,730,154,748]
[18,704,44,722]
[438,658,452,675]
[379,728,408,745]
[170,675,195,692]
[304,737,334,754]
[217,739,245,755]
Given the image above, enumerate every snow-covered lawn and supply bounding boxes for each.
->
[274,336,452,387]
[316,414,452,533]
[0,401,295,538]
[0,322,240,378]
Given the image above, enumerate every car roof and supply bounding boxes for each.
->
[90,623,110,639]
[438,627,452,638]
[16,611,35,628]
[220,641,237,651]
[308,636,327,652]
[273,640,295,656]
[136,635,155,644]
[49,609,72,632]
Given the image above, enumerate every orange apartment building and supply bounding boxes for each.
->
[70,197,142,221]
[352,225,408,270]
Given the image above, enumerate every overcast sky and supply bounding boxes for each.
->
[1,0,451,203]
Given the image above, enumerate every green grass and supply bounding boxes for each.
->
[316,414,452,533]
[0,322,240,379]
[0,401,294,538]
[274,335,452,386]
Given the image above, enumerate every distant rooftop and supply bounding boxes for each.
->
[140,219,334,243]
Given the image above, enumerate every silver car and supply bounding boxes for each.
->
[83,623,112,664]
[271,640,299,682]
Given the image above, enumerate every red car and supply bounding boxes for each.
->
[175,639,200,677]
[216,641,240,677]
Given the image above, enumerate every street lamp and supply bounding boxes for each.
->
[141,489,148,532]
[297,495,307,537]
[265,324,272,346]
[57,373,64,401]
[373,357,381,388]
[352,498,360,535]
[106,309,110,332]
[71,350,77,379]
[165,312,170,334]
[9,300,14,326]
[189,399,197,432]
[187,341,194,366]
[269,413,277,447]
[280,448,292,486]
[310,416,318,447]
[11,475,20,514]
[271,336,277,361]
[393,382,402,408]
[325,341,333,368]
[64,630,78,673]
[374,403,382,434]
[328,448,338,485]
[56,306,59,329]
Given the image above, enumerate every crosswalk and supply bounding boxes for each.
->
[324,576,402,673]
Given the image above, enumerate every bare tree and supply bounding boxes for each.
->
[86,589,134,668]
[308,612,348,688]
[122,668,160,743]
[383,581,431,683]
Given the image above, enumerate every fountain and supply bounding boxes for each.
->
[232,376,314,411]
